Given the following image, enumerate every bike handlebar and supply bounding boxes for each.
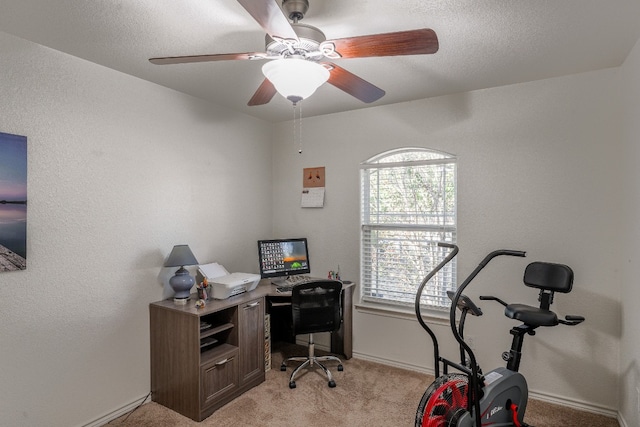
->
[559,315,585,326]
[437,242,457,249]
[479,295,508,307]
[416,244,526,375]
[476,249,526,267]
[447,246,526,427]
[415,242,460,377]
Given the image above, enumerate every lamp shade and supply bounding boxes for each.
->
[165,245,199,302]
[262,58,330,104]
[165,245,199,268]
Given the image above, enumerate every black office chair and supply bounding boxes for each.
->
[280,280,344,389]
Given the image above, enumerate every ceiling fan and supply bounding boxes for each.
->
[149,0,439,106]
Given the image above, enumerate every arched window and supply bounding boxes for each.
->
[360,147,457,310]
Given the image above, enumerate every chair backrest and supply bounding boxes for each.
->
[523,262,574,293]
[291,280,342,335]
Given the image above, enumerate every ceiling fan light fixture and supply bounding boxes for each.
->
[262,58,329,104]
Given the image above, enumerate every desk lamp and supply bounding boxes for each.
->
[165,245,199,303]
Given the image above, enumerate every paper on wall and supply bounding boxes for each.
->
[301,187,325,208]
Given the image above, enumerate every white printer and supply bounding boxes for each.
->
[196,262,261,300]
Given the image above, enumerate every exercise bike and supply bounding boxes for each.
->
[414,243,585,427]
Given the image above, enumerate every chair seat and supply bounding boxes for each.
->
[505,304,558,327]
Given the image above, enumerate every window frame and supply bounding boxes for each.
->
[359,147,457,315]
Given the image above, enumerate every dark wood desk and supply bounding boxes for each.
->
[150,290,267,421]
[261,280,354,359]
[148,281,354,421]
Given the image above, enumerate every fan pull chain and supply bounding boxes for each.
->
[292,101,303,154]
[292,103,296,152]
[298,101,303,154]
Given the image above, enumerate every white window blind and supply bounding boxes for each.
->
[360,148,457,310]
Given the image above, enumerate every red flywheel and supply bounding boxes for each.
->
[415,374,470,427]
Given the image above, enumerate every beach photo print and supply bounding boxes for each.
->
[0,131,27,272]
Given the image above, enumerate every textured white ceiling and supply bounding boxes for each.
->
[1,0,639,122]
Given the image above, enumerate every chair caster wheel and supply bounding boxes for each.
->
[280,364,286,371]
[337,364,343,371]
[328,380,336,388]
[289,381,296,389]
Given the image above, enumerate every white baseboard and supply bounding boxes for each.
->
[352,351,435,376]
[351,352,620,422]
[80,393,151,427]
[527,389,618,419]
[617,412,629,427]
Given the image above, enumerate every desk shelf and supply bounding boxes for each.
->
[201,322,234,339]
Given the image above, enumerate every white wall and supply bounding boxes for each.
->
[0,31,273,427]
[619,36,640,427]
[271,68,623,413]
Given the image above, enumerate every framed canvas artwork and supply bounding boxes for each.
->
[0,131,27,272]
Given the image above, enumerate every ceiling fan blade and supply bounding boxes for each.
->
[149,52,264,65]
[248,79,277,106]
[237,0,298,42]
[323,28,438,59]
[324,63,385,103]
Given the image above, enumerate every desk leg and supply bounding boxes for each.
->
[332,285,353,359]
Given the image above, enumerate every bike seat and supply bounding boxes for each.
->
[505,303,558,327]
[504,261,572,327]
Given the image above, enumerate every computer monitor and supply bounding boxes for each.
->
[257,238,311,284]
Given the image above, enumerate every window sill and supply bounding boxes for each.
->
[354,301,450,326]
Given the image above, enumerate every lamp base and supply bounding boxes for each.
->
[169,266,195,301]
[173,297,189,305]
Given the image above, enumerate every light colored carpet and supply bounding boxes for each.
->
[109,344,619,427]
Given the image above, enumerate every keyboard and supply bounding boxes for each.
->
[274,275,320,293]
[287,275,311,284]
[276,284,294,293]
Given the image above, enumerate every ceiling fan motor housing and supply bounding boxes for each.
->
[265,23,326,60]
[282,0,309,22]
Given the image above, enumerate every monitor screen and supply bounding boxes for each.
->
[257,238,311,280]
